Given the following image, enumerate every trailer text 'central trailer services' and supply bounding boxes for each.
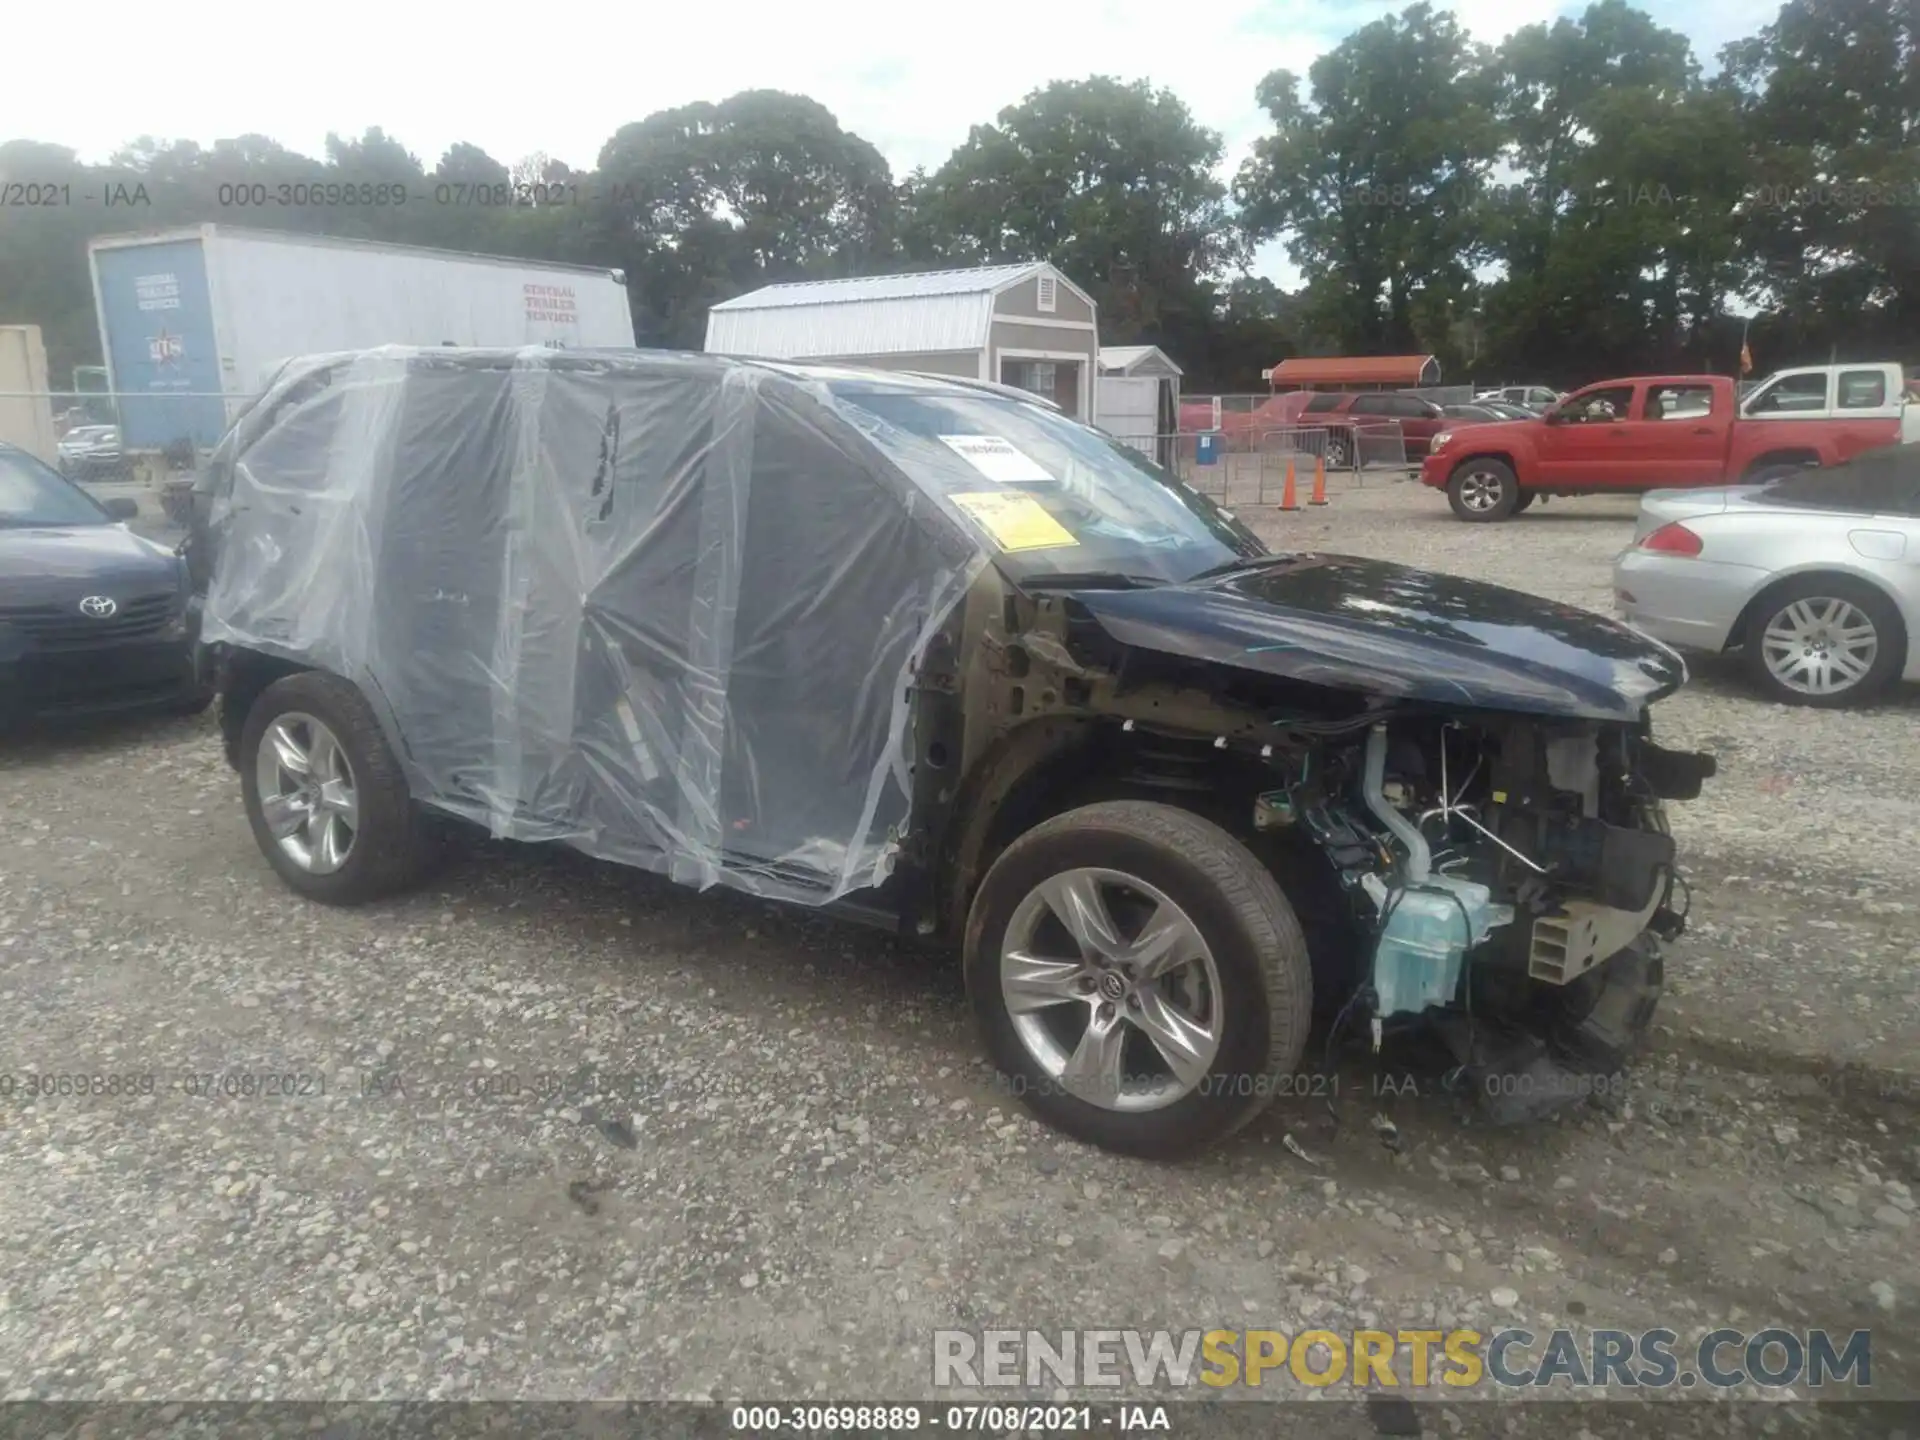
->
[88,225,637,449]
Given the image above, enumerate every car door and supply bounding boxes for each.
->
[1874,464,1920,667]
[1386,394,1445,453]
[1743,370,1831,421]
[1634,381,1727,487]
[1346,394,1396,461]
[1535,383,1638,486]
[1830,366,1905,458]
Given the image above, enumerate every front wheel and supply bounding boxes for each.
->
[239,671,438,903]
[1324,432,1351,470]
[1448,459,1519,521]
[1743,576,1903,708]
[963,801,1312,1159]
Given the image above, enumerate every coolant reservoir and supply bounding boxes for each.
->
[1369,876,1515,1020]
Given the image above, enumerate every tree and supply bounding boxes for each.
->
[1476,0,1746,379]
[1197,276,1310,391]
[911,77,1242,353]
[1236,3,1500,358]
[437,142,512,189]
[596,90,898,345]
[0,141,100,384]
[1722,0,1919,366]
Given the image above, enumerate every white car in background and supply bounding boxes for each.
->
[1614,446,1920,707]
[1474,385,1564,412]
[57,425,122,479]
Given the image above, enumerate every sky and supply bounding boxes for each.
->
[4,0,1770,282]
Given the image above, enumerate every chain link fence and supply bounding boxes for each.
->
[4,391,254,530]
[1184,385,1553,419]
[1111,422,1414,506]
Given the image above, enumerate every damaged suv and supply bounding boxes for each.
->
[194,347,1714,1159]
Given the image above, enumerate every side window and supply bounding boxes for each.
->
[237,387,348,491]
[1349,395,1390,416]
[1644,384,1715,421]
[1747,372,1829,414]
[1560,386,1634,423]
[1837,371,1888,409]
[1302,393,1343,414]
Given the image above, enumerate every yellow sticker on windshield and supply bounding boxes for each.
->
[950,491,1079,552]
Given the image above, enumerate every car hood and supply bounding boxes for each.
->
[1064,553,1686,722]
[0,524,183,607]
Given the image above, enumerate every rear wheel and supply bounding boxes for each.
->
[1743,576,1903,708]
[240,671,437,903]
[964,801,1312,1160]
[1447,459,1519,521]
[1324,432,1352,470]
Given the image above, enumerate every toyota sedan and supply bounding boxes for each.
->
[0,442,208,726]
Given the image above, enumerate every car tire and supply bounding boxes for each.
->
[1447,460,1519,521]
[1324,432,1351,470]
[1513,491,1536,513]
[963,801,1312,1160]
[1742,575,1904,708]
[239,671,438,904]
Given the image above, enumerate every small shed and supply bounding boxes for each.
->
[704,262,1099,420]
[1096,345,1183,442]
[1263,354,1440,391]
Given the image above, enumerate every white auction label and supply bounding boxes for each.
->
[937,434,1054,484]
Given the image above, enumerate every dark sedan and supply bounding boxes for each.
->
[0,443,208,726]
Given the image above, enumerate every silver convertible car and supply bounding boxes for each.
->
[1614,447,1920,707]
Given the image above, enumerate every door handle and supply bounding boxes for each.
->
[1691,427,1713,435]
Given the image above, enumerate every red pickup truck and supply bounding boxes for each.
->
[1420,363,1917,522]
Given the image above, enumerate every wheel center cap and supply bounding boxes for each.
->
[1098,971,1128,1001]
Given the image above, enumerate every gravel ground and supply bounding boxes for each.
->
[2,477,1915,1414]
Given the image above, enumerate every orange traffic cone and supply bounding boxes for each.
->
[1309,454,1329,506]
[1279,456,1300,511]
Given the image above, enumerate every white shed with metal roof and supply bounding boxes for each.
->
[1096,345,1183,451]
[704,262,1100,421]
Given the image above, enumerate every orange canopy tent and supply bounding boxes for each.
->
[1263,355,1440,390]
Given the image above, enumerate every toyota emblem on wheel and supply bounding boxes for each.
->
[78,595,118,618]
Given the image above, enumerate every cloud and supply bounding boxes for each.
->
[8,0,1728,173]
[4,0,1764,288]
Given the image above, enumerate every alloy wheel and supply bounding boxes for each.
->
[255,712,360,874]
[999,867,1223,1112]
[1761,598,1878,697]
[1457,469,1505,512]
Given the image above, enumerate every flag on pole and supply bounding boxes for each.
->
[1739,341,1753,375]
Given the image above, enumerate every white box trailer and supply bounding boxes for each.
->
[87,225,636,450]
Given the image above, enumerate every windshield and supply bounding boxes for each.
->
[831,386,1265,584]
[0,447,112,527]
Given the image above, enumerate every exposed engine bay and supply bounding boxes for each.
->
[913,559,1719,1129]
[1246,712,1712,1114]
